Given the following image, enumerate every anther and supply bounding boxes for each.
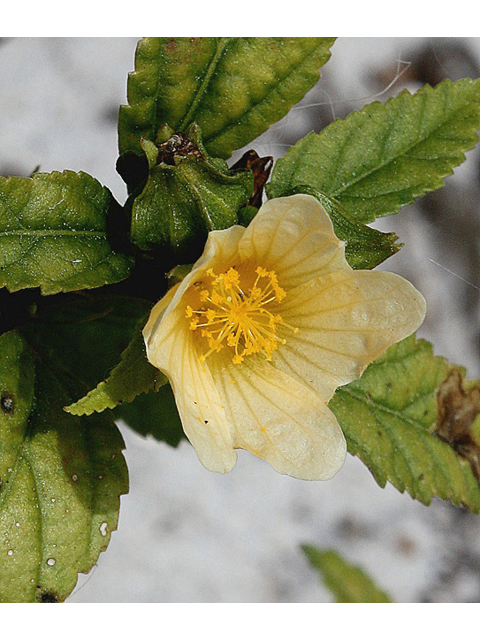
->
[186,265,297,364]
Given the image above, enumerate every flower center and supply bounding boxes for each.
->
[186,266,297,364]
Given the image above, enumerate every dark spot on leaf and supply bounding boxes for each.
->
[436,369,480,483]
[1,393,14,413]
[39,591,58,603]
[166,38,177,53]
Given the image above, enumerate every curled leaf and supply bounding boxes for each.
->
[231,150,273,208]
[436,369,480,483]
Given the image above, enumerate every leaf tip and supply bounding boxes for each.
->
[63,402,88,417]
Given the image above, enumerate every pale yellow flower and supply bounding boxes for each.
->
[143,194,426,480]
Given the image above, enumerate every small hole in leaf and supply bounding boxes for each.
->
[1,393,14,413]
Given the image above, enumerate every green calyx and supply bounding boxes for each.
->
[129,123,255,267]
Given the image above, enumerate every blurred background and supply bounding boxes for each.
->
[1,37,480,602]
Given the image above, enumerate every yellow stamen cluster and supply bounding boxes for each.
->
[186,266,297,364]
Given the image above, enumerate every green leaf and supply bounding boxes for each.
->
[114,383,184,448]
[284,187,400,269]
[21,294,154,393]
[329,335,480,511]
[267,78,480,223]
[21,293,184,448]
[0,331,128,603]
[65,323,166,416]
[130,125,254,264]
[0,171,134,294]
[302,546,392,603]
[118,37,335,160]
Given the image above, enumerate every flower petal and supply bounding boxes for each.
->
[274,270,426,400]
[208,354,346,480]
[170,224,245,307]
[142,282,180,345]
[238,194,349,289]
[142,226,246,474]
[143,303,237,474]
